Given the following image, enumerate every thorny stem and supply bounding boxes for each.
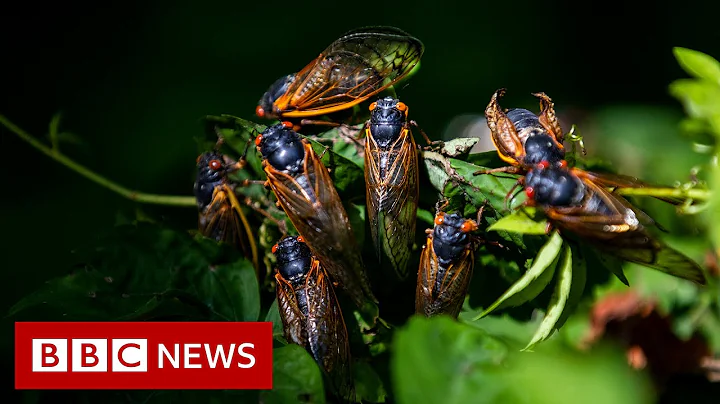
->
[0,115,197,207]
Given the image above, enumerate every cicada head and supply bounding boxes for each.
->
[256,122,306,173]
[193,151,228,210]
[522,133,566,167]
[273,235,313,283]
[431,212,477,266]
[368,96,408,148]
[525,162,584,206]
[256,73,296,119]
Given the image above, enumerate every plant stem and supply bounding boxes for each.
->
[613,186,710,201]
[0,115,196,207]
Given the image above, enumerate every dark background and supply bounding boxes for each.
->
[2,0,719,400]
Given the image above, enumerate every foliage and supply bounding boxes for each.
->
[5,47,720,403]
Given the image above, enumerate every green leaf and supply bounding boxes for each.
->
[473,232,563,319]
[524,243,573,350]
[416,208,434,225]
[265,298,286,342]
[392,316,509,404]
[448,158,524,215]
[422,151,451,192]
[440,137,479,157]
[353,360,387,403]
[669,79,720,121]
[673,47,720,84]
[184,256,260,322]
[554,242,587,331]
[8,224,251,322]
[305,136,365,200]
[487,207,548,235]
[260,345,326,404]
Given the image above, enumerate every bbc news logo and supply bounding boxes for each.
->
[15,322,272,389]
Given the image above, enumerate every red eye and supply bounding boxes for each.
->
[208,159,223,171]
[297,236,305,243]
[369,102,377,111]
[396,102,407,112]
[559,160,568,168]
[255,135,263,146]
[460,220,478,233]
[538,161,550,169]
[525,187,535,199]
[272,244,278,254]
[255,105,265,118]
[281,121,293,129]
[434,213,445,226]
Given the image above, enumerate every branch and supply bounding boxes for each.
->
[613,186,710,201]
[0,115,196,207]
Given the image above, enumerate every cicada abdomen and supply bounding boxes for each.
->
[364,97,419,281]
[256,122,378,312]
[273,236,354,401]
[416,212,479,318]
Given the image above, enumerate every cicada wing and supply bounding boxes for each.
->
[275,28,424,117]
[544,174,706,285]
[198,185,256,268]
[485,88,526,166]
[433,249,475,318]
[267,143,376,308]
[533,91,565,145]
[305,260,355,402]
[579,169,685,206]
[415,237,438,315]
[275,273,307,347]
[365,127,419,280]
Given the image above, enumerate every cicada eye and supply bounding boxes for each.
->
[395,102,407,112]
[281,121,294,129]
[558,160,568,168]
[255,135,263,146]
[369,102,377,111]
[272,244,278,254]
[255,105,265,118]
[434,213,445,226]
[297,236,305,243]
[208,159,223,171]
[525,187,535,199]
[460,220,478,233]
[538,160,550,169]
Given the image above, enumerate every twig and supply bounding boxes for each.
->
[0,115,196,207]
[613,186,710,201]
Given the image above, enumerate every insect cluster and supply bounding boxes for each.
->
[192,26,706,402]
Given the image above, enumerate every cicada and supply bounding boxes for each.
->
[273,235,354,401]
[416,211,480,318]
[193,152,259,273]
[481,88,566,172]
[364,96,419,281]
[255,26,424,126]
[523,161,706,285]
[256,122,378,311]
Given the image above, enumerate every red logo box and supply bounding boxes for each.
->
[15,322,273,390]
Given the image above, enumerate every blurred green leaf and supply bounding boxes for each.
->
[392,316,509,404]
[353,360,387,403]
[260,345,326,404]
[487,207,548,235]
[475,232,563,319]
[416,208,434,225]
[524,243,573,350]
[265,298,286,342]
[673,47,720,84]
[448,158,524,216]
